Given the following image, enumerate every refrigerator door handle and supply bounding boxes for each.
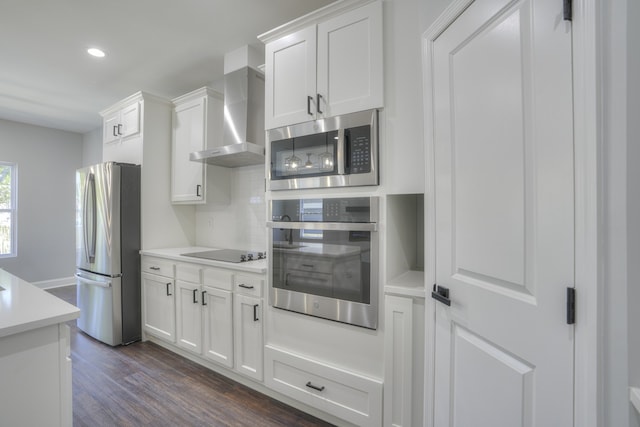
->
[75,274,112,288]
[83,173,97,263]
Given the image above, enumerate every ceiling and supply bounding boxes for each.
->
[0,0,333,134]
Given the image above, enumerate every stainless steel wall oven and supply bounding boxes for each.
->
[267,197,379,329]
[268,109,379,190]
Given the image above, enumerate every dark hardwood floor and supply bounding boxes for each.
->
[47,285,334,427]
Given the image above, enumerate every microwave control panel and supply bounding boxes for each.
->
[346,125,372,174]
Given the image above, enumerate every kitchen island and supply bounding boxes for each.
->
[0,268,80,427]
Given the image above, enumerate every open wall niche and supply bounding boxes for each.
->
[385,193,425,297]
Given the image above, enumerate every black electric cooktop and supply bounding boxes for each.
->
[180,249,265,263]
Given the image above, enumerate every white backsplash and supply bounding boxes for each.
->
[195,164,267,251]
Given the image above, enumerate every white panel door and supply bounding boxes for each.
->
[171,97,205,202]
[120,101,140,138]
[264,26,317,129]
[141,273,176,343]
[431,0,574,426]
[233,294,263,381]
[203,286,234,368]
[175,280,202,354]
[317,0,383,118]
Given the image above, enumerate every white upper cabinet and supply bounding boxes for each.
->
[265,26,317,129]
[171,87,229,204]
[261,0,383,129]
[316,1,383,118]
[102,98,140,144]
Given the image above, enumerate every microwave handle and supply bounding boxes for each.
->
[344,128,351,174]
[337,128,346,175]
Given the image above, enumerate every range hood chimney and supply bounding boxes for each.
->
[190,46,265,167]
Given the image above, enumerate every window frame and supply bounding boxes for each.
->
[0,162,17,258]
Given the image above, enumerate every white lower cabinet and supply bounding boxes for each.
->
[234,293,263,381]
[265,345,383,426]
[146,259,264,381]
[176,278,203,354]
[202,286,234,367]
[142,269,176,343]
[383,293,425,427]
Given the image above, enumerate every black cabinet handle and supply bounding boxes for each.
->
[253,304,259,321]
[316,93,323,114]
[193,288,198,304]
[112,125,118,137]
[166,282,172,296]
[307,96,314,116]
[238,284,254,289]
[149,266,160,271]
[202,290,207,306]
[431,284,451,306]
[306,382,325,392]
[196,184,201,197]
[117,123,122,135]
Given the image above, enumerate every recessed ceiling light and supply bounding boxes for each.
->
[87,48,106,58]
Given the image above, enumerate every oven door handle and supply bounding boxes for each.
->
[267,221,377,232]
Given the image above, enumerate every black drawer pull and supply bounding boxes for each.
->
[193,288,198,304]
[306,382,325,392]
[202,290,207,306]
[166,282,172,296]
[253,304,259,322]
[149,266,160,271]
[239,284,255,289]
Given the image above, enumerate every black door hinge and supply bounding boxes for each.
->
[563,0,572,21]
[566,287,576,324]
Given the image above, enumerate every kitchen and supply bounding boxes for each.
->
[0,0,638,426]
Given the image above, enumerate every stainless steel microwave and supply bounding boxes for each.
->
[268,109,379,191]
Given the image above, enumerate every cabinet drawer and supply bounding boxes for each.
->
[176,263,201,284]
[265,345,382,426]
[234,274,264,297]
[142,257,174,278]
[203,267,233,291]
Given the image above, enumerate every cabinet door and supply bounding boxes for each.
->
[265,25,317,129]
[175,280,203,354]
[202,286,234,368]
[120,101,141,138]
[103,111,120,144]
[317,0,383,117]
[142,273,176,343]
[171,98,206,203]
[233,294,263,381]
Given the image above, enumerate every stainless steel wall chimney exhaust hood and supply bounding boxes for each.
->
[190,66,265,167]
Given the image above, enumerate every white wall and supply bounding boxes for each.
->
[0,119,82,283]
[627,0,640,424]
[82,128,102,166]
[195,164,266,251]
[603,0,629,424]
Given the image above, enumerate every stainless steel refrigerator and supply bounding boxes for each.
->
[75,162,141,346]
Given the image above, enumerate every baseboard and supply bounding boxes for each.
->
[32,276,76,290]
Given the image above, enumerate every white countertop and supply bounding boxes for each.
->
[0,269,80,339]
[140,247,268,274]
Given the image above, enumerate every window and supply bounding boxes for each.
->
[0,162,17,257]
